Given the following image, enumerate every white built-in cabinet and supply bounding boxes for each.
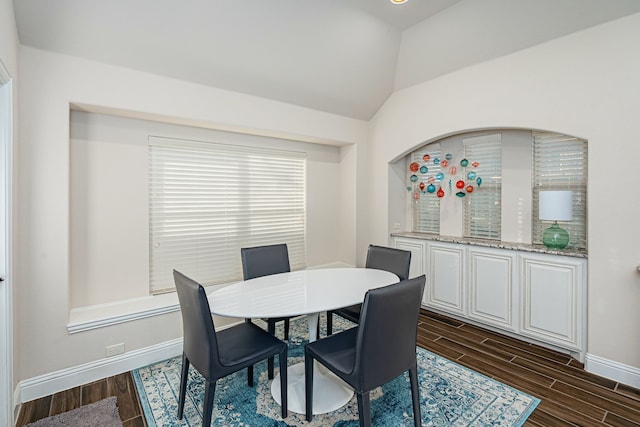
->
[425,243,465,316]
[520,253,585,353]
[392,236,587,360]
[394,238,426,280]
[468,247,517,332]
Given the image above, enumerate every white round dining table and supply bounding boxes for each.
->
[208,267,399,415]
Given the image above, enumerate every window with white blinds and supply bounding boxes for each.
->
[410,144,441,233]
[532,131,587,249]
[148,136,306,294]
[463,134,502,240]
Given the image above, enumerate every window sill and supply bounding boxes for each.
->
[67,292,183,334]
[67,262,354,334]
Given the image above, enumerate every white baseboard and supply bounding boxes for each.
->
[15,319,245,409]
[16,338,183,405]
[585,353,640,389]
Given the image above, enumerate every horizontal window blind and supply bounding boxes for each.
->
[149,136,306,294]
[463,134,502,240]
[410,144,441,233]
[532,131,587,249]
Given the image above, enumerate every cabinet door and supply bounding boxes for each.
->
[468,248,517,331]
[520,254,585,351]
[392,237,425,278]
[425,243,465,315]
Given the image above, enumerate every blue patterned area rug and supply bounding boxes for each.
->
[133,316,539,426]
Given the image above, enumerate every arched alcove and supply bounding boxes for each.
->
[389,128,587,248]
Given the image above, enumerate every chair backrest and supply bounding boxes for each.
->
[174,270,219,380]
[241,243,291,280]
[353,275,426,391]
[365,245,411,281]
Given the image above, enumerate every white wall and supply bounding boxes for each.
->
[369,13,640,370]
[0,0,17,76]
[17,46,366,380]
[70,112,148,307]
[0,0,19,414]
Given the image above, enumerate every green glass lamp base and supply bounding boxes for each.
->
[542,222,569,249]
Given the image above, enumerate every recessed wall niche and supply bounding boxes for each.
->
[69,110,342,308]
[389,128,587,247]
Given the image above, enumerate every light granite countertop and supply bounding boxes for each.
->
[391,232,587,259]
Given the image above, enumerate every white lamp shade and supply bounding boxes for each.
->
[539,191,573,221]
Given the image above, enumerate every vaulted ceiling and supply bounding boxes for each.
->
[13,0,640,120]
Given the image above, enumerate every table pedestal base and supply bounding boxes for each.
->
[271,362,353,415]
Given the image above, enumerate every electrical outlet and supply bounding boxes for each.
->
[105,343,125,357]
[393,222,401,230]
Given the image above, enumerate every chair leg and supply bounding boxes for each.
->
[409,366,421,427]
[268,320,276,378]
[284,318,290,340]
[279,346,288,419]
[268,357,274,379]
[202,380,216,427]
[177,353,189,420]
[247,365,254,387]
[326,311,333,336]
[356,391,371,427]
[268,319,276,335]
[244,317,259,383]
[304,349,314,421]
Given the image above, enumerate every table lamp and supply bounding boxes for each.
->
[539,190,573,249]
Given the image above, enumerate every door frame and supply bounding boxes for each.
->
[0,57,14,426]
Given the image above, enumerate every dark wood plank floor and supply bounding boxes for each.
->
[16,309,640,426]
[418,310,640,426]
[15,372,146,427]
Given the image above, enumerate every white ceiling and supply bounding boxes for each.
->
[12,0,640,120]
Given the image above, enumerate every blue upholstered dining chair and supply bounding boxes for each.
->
[304,275,426,427]
[174,270,288,426]
[326,244,411,335]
